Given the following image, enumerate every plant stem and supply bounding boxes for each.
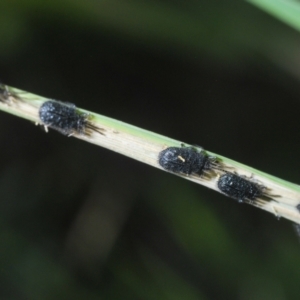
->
[1,84,300,225]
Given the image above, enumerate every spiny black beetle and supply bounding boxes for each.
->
[158,145,216,176]
[217,173,264,203]
[39,100,105,136]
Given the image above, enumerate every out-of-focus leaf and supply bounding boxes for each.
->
[248,0,300,32]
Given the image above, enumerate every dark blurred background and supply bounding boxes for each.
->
[0,1,300,299]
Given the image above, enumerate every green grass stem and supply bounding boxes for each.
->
[1,84,300,225]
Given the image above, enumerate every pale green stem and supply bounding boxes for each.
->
[1,85,300,225]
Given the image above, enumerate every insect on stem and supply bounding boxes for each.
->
[38,100,105,136]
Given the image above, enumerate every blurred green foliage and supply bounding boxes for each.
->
[0,0,300,299]
[249,0,300,32]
